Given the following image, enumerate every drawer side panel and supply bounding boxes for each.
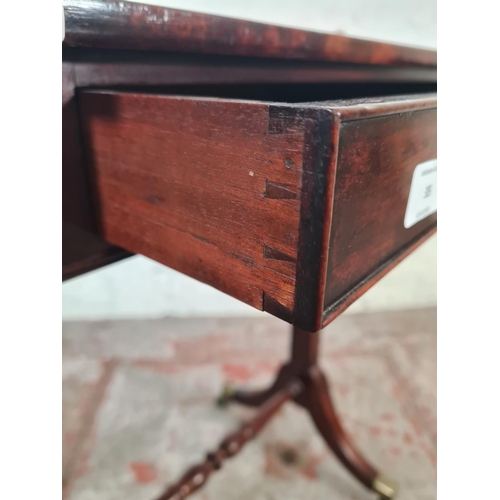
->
[80,92,305,319]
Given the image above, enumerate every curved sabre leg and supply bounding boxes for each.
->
[217,364,292,407]
[300,366,398,499]
[216,325,398,499]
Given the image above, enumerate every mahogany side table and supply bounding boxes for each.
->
[62,2,437,498]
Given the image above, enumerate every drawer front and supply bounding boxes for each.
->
[80,91,436,330]
[323,106,437,323]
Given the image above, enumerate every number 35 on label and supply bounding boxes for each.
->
[404,159,437,229]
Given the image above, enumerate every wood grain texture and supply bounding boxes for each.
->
[322,226,436,328]
[63,0,436,67]
[301,365,378,489]
[322,97,437,325]
[80,92,437,329]
[293,109,336,331]
[224,327,384,494]
[80,92,306,320]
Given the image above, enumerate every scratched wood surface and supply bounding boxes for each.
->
[63,0,436,67]
[62,0,436,284]
[294,95,437,330]
[80,92,437,330]
[323,106,437,320]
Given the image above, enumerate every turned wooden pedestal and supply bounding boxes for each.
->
[63,1,436,497]
[157,327,398,500]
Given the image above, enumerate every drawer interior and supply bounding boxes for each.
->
[83,81,436,104]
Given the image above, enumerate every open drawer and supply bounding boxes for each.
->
[79,92,437,331]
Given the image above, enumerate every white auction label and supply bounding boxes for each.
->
[404,159,437,228]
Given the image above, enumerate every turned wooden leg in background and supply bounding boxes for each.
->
[156,325,397,500]
[221,326,398,499]
[158,380,303,500]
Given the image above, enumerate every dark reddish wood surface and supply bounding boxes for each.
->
[62,6,435,497]
[323,101,437,320]
[62,222,132,281]
[322,228,436,328]
[63,0,436,67]
[293,108,336,332]
[62,1,436,282]
[62,63,131,280]
[79,92,437,329]
[161,327,389,499]
[218,326,387,497]
[302,366,378,489]
[296,95,437,330]
[79,92,305,318]
[62,62,95,232]
[66,52,437,88]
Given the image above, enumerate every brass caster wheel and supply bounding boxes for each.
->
[216,383,235,407]
[373,474,398,499]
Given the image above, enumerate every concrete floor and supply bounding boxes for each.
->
[62,309,436,500]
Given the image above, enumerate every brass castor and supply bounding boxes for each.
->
[216,384,235,407]
[373,474,398,499]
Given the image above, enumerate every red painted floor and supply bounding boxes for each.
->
[63,309,436,500]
